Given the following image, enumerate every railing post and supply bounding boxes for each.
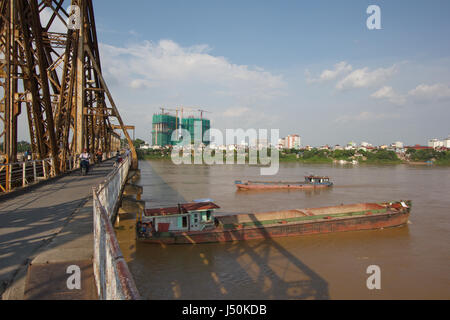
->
[22,162,26,187]
[8,164,12,191]
[42,160,47,179]
[50,158,55,177]
[6,164,10,192]
[33,161,37,182]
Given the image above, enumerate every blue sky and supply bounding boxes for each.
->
[87,0,450,146]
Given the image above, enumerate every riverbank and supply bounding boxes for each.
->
[138,151,450,166]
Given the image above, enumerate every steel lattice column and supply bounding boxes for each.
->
[0,0,137,173]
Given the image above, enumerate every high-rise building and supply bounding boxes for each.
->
[151,112,211,147]
[284,135,301,149]
[181,117,210,145]
[152,113,178,147]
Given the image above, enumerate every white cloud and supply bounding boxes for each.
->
[100,39,286,101]
[334,111,400,123]
[336,65,397,90]
[307,61,352,83]
[408,83,450,101]
[371,86,406,105]
[222,107,251,117]
[129,79,157,89]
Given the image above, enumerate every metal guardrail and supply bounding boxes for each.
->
[92,153,141,300]
[0,152,116,194]
[0,158,65,193]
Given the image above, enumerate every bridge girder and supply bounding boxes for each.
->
[0,0,137,173]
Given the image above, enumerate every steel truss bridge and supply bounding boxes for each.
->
[0,0,137,192]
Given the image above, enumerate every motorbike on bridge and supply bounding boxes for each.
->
[79,150,91,176]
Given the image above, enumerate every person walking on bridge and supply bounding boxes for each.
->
[80,149,91,175]
[95,149,103,164]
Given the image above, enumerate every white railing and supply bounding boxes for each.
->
[92,152,140,300]
[95,154,130,221]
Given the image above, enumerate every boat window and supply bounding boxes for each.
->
[206,211,211,221]
[182,216,188,228]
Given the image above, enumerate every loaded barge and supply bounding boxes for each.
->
[136,200,411,244]
[235,175,333,191]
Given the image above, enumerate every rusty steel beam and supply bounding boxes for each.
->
[86,47,138,169]
[0,0,136,178]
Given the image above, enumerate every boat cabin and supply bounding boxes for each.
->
[141,202,220,233]
[305,175,331,184]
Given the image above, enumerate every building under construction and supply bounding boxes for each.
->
[152,109,210,147]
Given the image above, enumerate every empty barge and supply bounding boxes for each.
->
[235,175,333,191]
[136,200,411,244]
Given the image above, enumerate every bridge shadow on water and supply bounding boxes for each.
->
[132,232,330,300]
[127,161,330,300]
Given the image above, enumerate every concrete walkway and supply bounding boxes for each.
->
[0,160,115,300]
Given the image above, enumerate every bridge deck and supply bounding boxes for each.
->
[0,160,116,300]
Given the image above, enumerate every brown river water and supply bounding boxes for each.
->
[115,160,450,300]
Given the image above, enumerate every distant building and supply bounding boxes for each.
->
[152,113,178,147]
[444,137,450,148]
[393,141,404,149]
[406,144,433,151]
[284,134,301,149]
[152,112,210,147]
[239,140,249,147]
[429,136,450,149]
[428,138,443,149]
[345,142,357,150]
[182,117,211,145]
[360,142,372,148]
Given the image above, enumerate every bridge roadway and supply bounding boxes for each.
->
[0,160,117,300]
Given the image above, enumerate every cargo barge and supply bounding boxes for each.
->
[136,200,411,245]
[235,175,333,191]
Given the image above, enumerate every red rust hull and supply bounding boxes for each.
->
[139,210,410,245]
[236,183,330,190]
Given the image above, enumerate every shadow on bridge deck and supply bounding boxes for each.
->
[0,160,116,300]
